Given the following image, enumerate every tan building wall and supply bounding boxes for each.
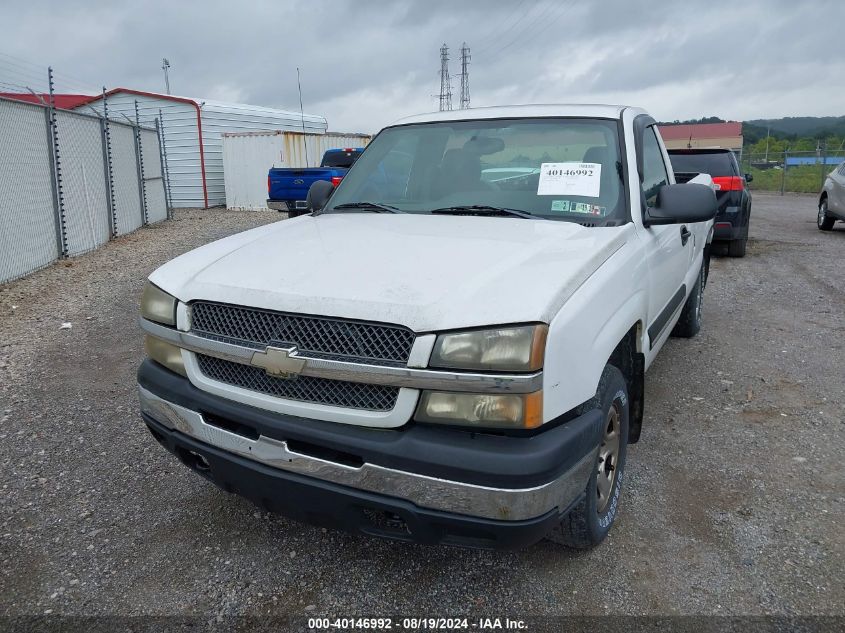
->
[662,136,743,151]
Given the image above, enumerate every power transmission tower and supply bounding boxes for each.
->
[459,43,471,109]
[438,43,452,111]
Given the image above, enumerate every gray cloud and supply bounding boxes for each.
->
[2,0,843,132]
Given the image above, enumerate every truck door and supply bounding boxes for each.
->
[637,124,690,352]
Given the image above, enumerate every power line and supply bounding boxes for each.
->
[483,0,572,64]
[0,51,100,95]
[471,0,528,51]
[475,0,541,54]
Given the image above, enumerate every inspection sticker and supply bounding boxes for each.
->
[537,162,601,197]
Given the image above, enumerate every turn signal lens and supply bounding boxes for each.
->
[415,390,543,429]
[145,335,187,377]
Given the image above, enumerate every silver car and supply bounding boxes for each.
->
[818,161,845,231]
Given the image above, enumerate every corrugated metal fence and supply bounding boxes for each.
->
[0,96,169,284]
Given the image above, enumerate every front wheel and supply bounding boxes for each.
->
[671,263,705,338]
[546,365,629,548]
[818,199,835,231]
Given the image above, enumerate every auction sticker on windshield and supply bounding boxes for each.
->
[537,162,601,197]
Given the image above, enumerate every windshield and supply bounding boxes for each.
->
[326,118,625,223]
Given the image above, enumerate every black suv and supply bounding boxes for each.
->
[668,149,753,257]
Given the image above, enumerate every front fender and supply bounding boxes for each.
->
[543,241,648,421]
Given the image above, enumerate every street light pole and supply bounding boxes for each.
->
[161,58,171,95]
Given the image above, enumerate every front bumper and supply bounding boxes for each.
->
[138,360,602,548]
[267,199,307,212]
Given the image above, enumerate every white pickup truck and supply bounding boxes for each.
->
[138,105,716,549]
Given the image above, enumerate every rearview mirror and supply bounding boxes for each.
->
[644,183,717,226]
[745,173,754,183]
[306,179,335,213]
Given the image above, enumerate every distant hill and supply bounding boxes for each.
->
[657,115,845,144]
[743,117,845,143]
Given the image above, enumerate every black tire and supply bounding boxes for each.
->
[727,238,747,257]
[671,263,704,338]
[546,365,629,549]
[818,199,835,231]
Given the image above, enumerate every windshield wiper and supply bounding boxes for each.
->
[331,202,404,214]
[430,205,536,219]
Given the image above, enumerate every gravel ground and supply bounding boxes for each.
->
[1,196,843,621]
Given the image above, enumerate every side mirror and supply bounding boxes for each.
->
[643,183,717,226]
[745,173,753,183]
[306,179,335,213]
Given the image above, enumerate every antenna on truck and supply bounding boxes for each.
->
[297,67,309,166]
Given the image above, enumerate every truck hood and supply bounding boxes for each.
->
[151,214,630,332]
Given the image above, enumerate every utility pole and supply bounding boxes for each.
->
[459,43,471,109]
[297,67,309,166]
[161,58,171,94]
[764,124,770,162]
[438,44,452,112]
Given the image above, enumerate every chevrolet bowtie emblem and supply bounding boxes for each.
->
[250,345,306,379]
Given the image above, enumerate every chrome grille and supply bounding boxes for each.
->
[196,354,400,412]
[190,302,415,366]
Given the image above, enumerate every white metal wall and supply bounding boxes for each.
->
[79,93,204,207]
[222,131,371,210]
[222,131,283,210]
[280,132,371,169]
[76,92,328,208]
[200,101,327,207]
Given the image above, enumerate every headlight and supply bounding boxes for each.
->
[415,391,543,429]
[140,282,177,326]
[144,335,187,376]
[429,324,547,372]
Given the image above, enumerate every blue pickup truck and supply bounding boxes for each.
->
[267,148,364,217]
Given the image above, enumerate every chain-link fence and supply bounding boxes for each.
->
[0,98,59,281]
[739,150,845,195]
[0,95,169,284]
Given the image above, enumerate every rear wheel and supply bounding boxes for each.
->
[818,199,835,231]
[727,238,747,257]
[546,365,629,548]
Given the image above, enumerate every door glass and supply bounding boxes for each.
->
[641,128,669,207]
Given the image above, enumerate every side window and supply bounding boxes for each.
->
[838,162,845,176]
[641,127,669,207]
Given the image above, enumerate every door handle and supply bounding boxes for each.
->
[680,226,691,246]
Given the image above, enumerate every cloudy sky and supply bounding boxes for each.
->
[3,0,843,132]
